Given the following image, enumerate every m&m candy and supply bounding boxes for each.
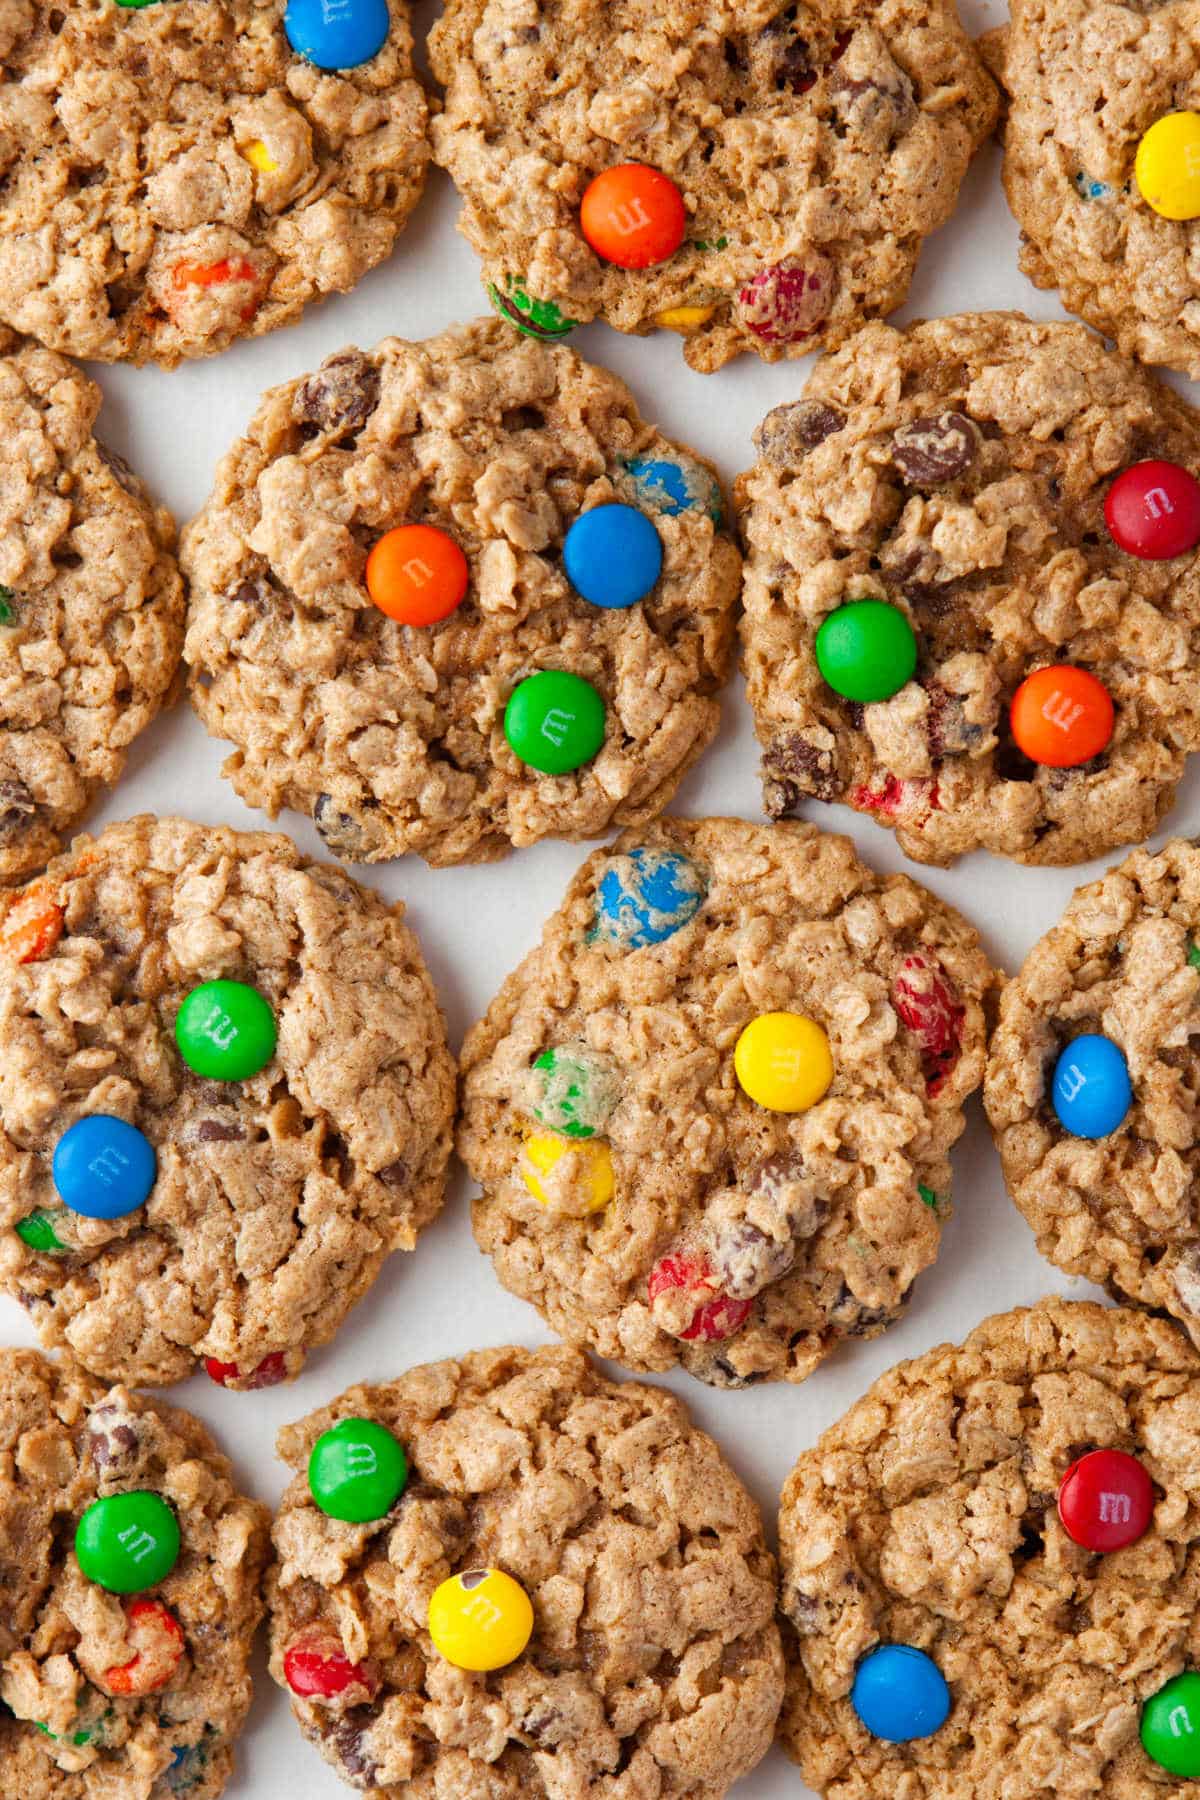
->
[531,1043,619,1138]
[53,1116,156,1221]
[308,1418,408,1523]
[1142,1671,1200,1776]
[593,848,706,948]
[734,1013,833,1112]
[851,1645,951,1743]
[1008,666,1114,768]
[563,504,663,609]
[1052,1034,1131,1138]
[488,277,577,341]
[16,1209,71,1253]
[283,1629,378,1700]
[1104,460,1200,559]
[521,1132,614,1214]
[647,1252,752,1342]
[815,600,918,704]
[175,980,277,1081]
[1057,1448,1154,1552]
[427,1568,533,1672]
[580,165,686,269]
[283,0,389,70]
[622,455,723,522]
[366,524,469,625]
[504,671,606,774]
[103,1599,184,1696]
[1135,112,1200,221]
[204,1352,288,1389]
[75,1491,180,1593]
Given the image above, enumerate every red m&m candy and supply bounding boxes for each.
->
[102,1599,184,1696]
[580,165,686,269]
[1105,460,1200,559]
[204,1351,288,1389]
[1058,1448,1154,1552]
[647,1251,753,1342]
[282,1629,378,1702]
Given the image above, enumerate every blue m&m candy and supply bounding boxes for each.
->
[283,0,389,69]
[594,848,706,949]
[1051,1034,1132,1139]
[53,1116,156,1220]
[563,504,662,609]
[622,455,723,524]
[851,1645,951,1743]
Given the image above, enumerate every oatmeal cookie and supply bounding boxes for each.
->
[182,321,740,867]
[427,0,996,373]
[0,814,455,1388]
[737,313,1200,866]
[778,1299,1200,1798]
[984,836,1200,1352]
[0,0,429,365]
[458,816,998,1389]
[0,334,183,887]
[267,1343,783,1797]
[0,1346,269,1800]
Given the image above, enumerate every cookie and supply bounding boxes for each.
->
[736,312,1200,867]
[428,0,997,373]
[0,1346,269,1799]
[0,814,455,1388]
[996,0,1200,380]
[458,816,998,1389]
[777,1299,1200,1797]
[0,0,429,365]
[267,1343,784,1795]
[0,335,183,888]
[182,321,740,867]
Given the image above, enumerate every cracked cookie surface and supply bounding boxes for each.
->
[0,1346,269,1800]
[986,837,1200,1352]
[267,1343,783,1798]
[182,320,740,867]
[0,0,428,365]
[736,313,1200,866]
[427,0,996,372]
[458,817,998,1388]
[0,334,183,887]
[778,1299,1200,1799]
[0,814,455,1387]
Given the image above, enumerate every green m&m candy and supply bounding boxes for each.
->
[175,980,277,1081]
[531,1044,619,1139]
[75,1491,180,1593]
[815,599,917,704]
[308,1418,408,1523]
[504,671,606,775]
[16,1209,71,1253]
[1142,1671,1200,1776]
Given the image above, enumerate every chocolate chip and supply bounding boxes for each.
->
[95,440,143,497]
[783,1590,821,1635]
[87,1402,142,1473]
[229,578,271,613]
[459,1569,489,1590]
[715,1222,795,1300]
[376,1158,408,1188]
[746,1151,828,1241]
[313,794,369,861]
[829,1285,899,1337]
[891,411,979,486]
[762,734,838,810]
[754,400,845,467]
[328,1713,380,1790]
[292,352,380,438]
[196,1119,245,1143]
[0,779,36,840]
[924,683,984,758]
[521,1706,563,1744]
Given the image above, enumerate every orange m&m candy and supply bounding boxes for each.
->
[580,165,687,270]
[1009,665,1114,768]
[365,524,469,625]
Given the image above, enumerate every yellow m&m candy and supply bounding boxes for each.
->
[521,1132,614,1214]
[734,1012,833,1112]
[1135,112,1200,221]
[428,1569,533,1672]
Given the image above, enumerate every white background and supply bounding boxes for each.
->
[10,0,1197,1791]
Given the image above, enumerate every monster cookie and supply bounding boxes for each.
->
[182,321,740,866]
[984,837,1200,1351]
[0,336,183,887]
[427,0,997,372]
[737,313,1200,867]
[0,1346,269,1799]
[0,0,428,365]
[458,817,997,1388]
[778,1299,1200,1796]
[267,1343,783,1794]
[0,814,455,1387]
[995,0,1200,380]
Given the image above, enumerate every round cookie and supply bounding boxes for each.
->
[267,1343,784,1795]
[985,837,1200,1350]
[458,816,998,1389]
[0,814,455,1388]
[996,0,1200,380]
[737,313,1200,867]
[0,0,429,365]
[0,1346,269,1799]
[777,1299,1200,1798]
[0,335,183,887]
[428,0,997,373]
[182,321,740,867]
